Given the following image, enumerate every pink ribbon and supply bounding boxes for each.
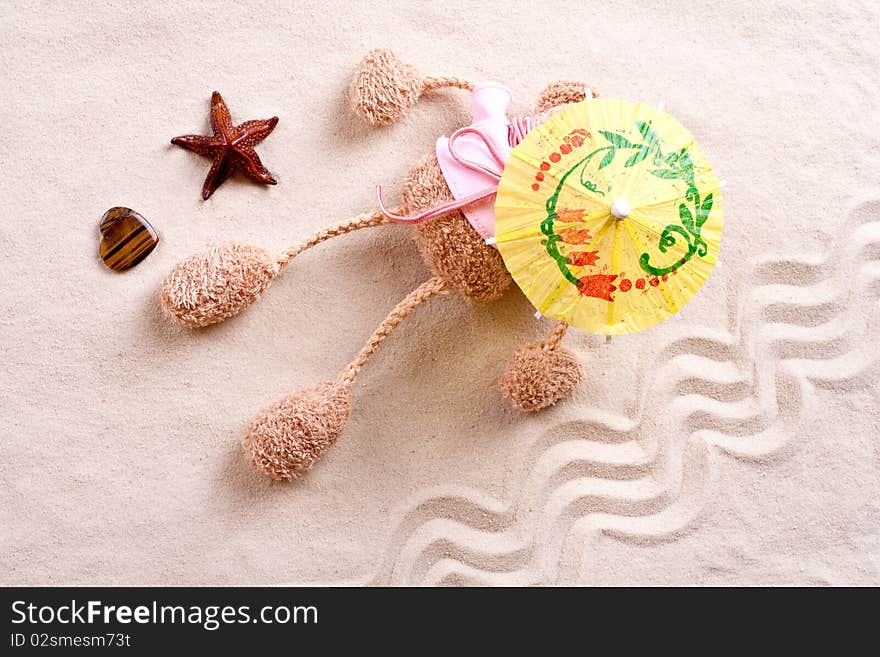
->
[377,116,541,224]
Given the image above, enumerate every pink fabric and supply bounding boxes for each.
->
[375,83,545,231]
[435,82,513,239]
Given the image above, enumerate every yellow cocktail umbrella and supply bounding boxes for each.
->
[494,98,723,335]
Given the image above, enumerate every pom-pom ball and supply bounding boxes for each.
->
[498,343,582,412]
[161,242,278,328]
[243,381,352,480]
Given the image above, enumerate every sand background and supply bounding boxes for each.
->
[1,0,878,585]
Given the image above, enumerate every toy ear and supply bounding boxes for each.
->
[350,49,472,126]
[350,49,423,125]
[534,81,596,115]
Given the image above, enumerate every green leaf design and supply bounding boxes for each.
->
[625,146,650,167]
[581,179,604,196]
[678,150,694,173]
[697,193,713,227]
[598,131,634,149]
[580,158,608,194]
[649,168,679,179]
[636,120,658,144]
[679,202,694,231]
[599,148,616,169]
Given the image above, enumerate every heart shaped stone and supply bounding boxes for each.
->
[99,207,159,271]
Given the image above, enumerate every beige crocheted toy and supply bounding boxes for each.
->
[162,49,593,480]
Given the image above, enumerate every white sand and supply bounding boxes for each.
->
[1,1,878,585]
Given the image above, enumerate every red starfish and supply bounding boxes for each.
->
[171,91,278,200]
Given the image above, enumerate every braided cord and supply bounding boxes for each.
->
[338,276,449,389]
[542,321,569,351]
[421,75,474,93]
[276,209,395,270]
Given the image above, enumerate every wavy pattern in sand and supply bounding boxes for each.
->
[369,200,880,585]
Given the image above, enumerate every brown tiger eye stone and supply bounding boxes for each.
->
[99,207,159,271]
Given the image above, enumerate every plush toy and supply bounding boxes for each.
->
[161,49,595,480]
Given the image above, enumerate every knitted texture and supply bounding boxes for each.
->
[403,154,512,303]
[498,323,582,411]
[350,48,424,125]
[542,320,570,351]
[243,381,351,480]
[422,75,473,94]
[161,242,278,328]
[534,80,597,115]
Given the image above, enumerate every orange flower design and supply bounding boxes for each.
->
[559,228,593,245]
[577,273,618,302]
[555,209,587,222]
[566,250,600,267]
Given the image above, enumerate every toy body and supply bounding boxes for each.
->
[161,49,595,480]
[406,154,511,303]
